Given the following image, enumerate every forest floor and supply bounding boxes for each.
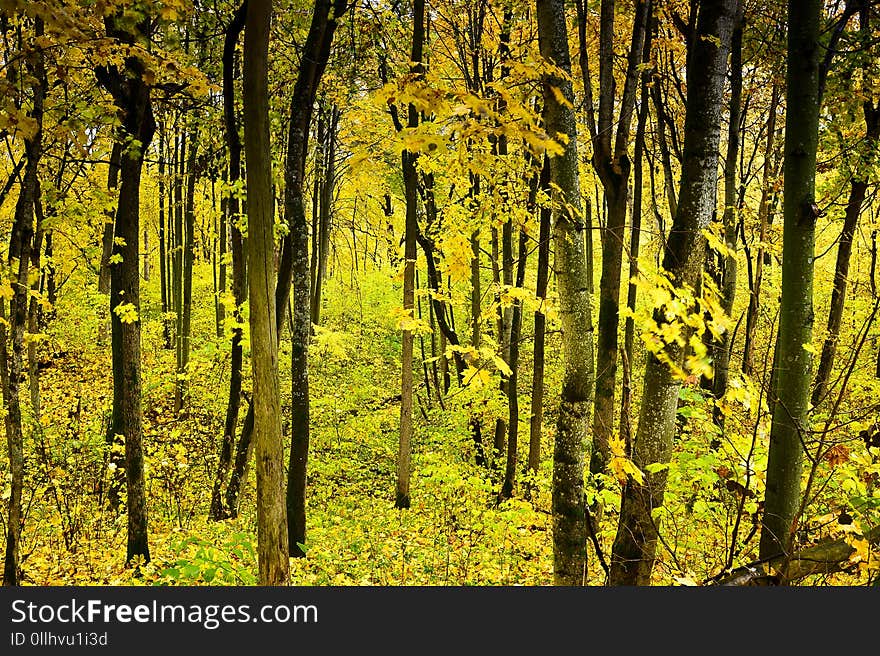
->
[10,256,872,586]
[14,262,560,585]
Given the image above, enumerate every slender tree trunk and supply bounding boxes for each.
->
[585,0,650,475]
[396,0,425,510]
[284,0,350,554]
[242,0,289,585]
[3,17,45,584]
[528,156,551,472]
[217,177,227,338]
[811,14,879,407]
[709,2,743,417]
[500,230,528,499]
[173,129,185,401]
[622,16,653,443]
[536,0,595,585]
[95,11,158,564]
[27,208,44,420]
[311,106,337,327]
[158,133,172,350]
[175,128,199,414]
[211,0,247,522]
[610,0,735,585]
[759,0,823,563]
[743,82,779,375]
[98,142,122,295]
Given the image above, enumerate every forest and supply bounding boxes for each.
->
[0,0,878,587]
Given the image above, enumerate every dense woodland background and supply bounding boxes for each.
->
[1,0,879,586]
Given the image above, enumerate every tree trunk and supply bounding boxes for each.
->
[811,10,879,407]
[610,0,735,585]
[536,0,596,585]
[175,127,199,414]
[622,13,654,444]
[3,17,45,585]
[242,0,289,585]
[98,142,122,295]
[742,82,779,375]
[528,156,551,472]
[396,0,425,510]
[283,0,350,554]
[158,133,172,350]
[759,0,823,563]
[211,0,247,522]
[584,0,650,474]
[500,229,528,499]
[95,11,158,565]
[709,2,743,416]
[311,106,337,327]
[172,128,185,401]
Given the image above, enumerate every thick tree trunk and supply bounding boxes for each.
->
[759,0,823,563]
[242,0,289,585]
[95,11,158,561]
[536,0,595,585]
[610,0,735,585]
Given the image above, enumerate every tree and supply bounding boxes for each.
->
[759,0,824,562]
[536,0,596,585]
[210,0,248,522]
[396,0,426,510]
[242,0,289,585]
[95,10,158,565]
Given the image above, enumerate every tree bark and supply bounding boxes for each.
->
[283,0,350,554]
[742,82,779,375]
[158,132,172,350]
[500,229,528,499]
[622,12,654,444]
[811,7,879,408]
[536,0,596,585]
[242,0,289,585]
[709,2,743,416]
[311,105,337,327]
